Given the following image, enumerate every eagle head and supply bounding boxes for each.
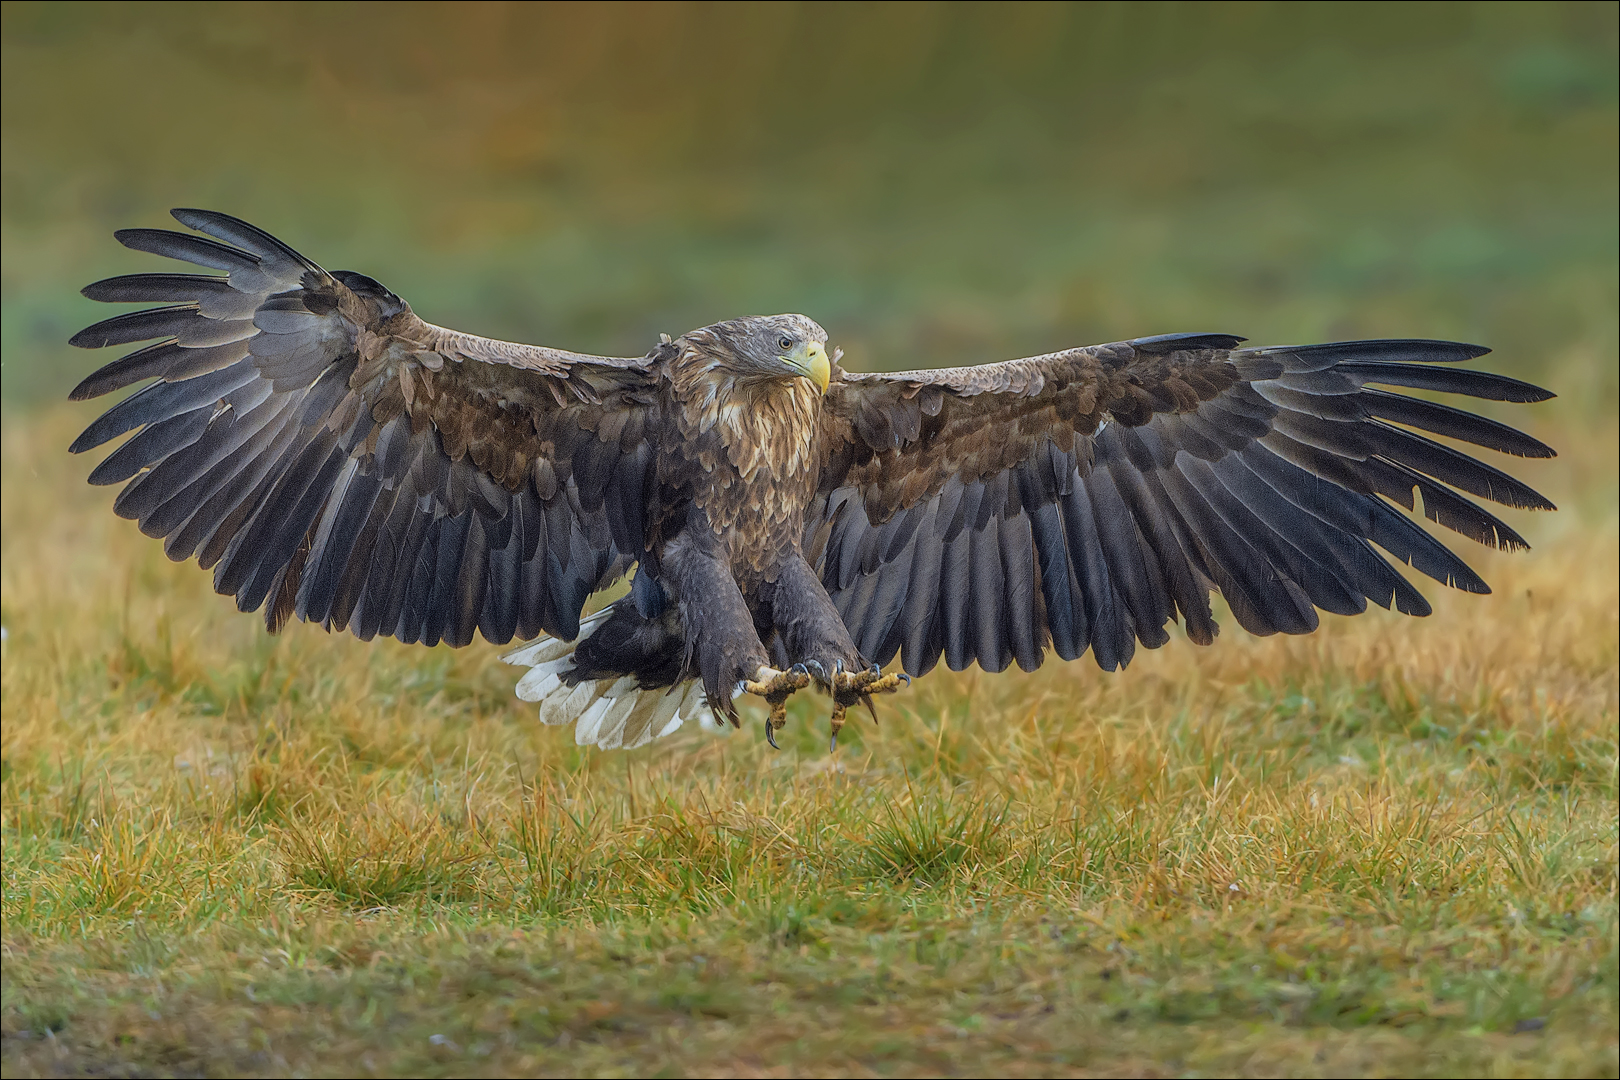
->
[688,314,831,394]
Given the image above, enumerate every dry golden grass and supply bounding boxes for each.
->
[2,404,1616,1078]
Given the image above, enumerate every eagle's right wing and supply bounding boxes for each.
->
[70,209,661,647]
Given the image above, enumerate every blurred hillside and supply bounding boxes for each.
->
[3,1,1615,412]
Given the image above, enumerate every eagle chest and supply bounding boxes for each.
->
[677,381,822,574]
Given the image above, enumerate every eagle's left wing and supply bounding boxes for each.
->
[812,333,1554,677]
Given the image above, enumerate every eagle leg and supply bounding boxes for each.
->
[743,664,812,749]
[829,700,849,752]
[827,665,910,751]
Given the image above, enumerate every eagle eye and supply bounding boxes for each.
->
[777,336,793,352]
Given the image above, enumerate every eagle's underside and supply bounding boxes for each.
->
[68,210,1556,751]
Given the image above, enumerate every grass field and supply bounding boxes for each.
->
[2,396,1615,1077]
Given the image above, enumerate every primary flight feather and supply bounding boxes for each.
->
[69,210,1556,751]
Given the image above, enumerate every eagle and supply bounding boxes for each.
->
[68,210,1556,751]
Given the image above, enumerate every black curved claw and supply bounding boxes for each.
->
[804,659,827,682]
[766,724,781,750]
[790,662,809,677]
[899,672,912,686]
[829,731,839,753]
[869,663,881,676]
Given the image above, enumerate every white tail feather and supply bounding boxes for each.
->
[592,693,639,750]
[551,680,598,726]
[574,695,613,745]
[501,614,734,750]
[638,686,688,745]
[513,663,564,702]
[501,607,614,668]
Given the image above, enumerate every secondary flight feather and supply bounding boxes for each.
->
[69,210,1556,751]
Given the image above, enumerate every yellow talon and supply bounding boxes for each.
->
[861,672,908,695]
[826,664,910,751]
[744,665,811,749]
[832,664,909,699]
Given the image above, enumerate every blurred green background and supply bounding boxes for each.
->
[2,1,1615,413]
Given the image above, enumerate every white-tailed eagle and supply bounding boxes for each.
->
[69,211,1556,750]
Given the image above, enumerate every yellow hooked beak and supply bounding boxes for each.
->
[789,341,831,394]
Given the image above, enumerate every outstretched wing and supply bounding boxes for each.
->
[813,333,1555,677]
[70,209,660,647]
